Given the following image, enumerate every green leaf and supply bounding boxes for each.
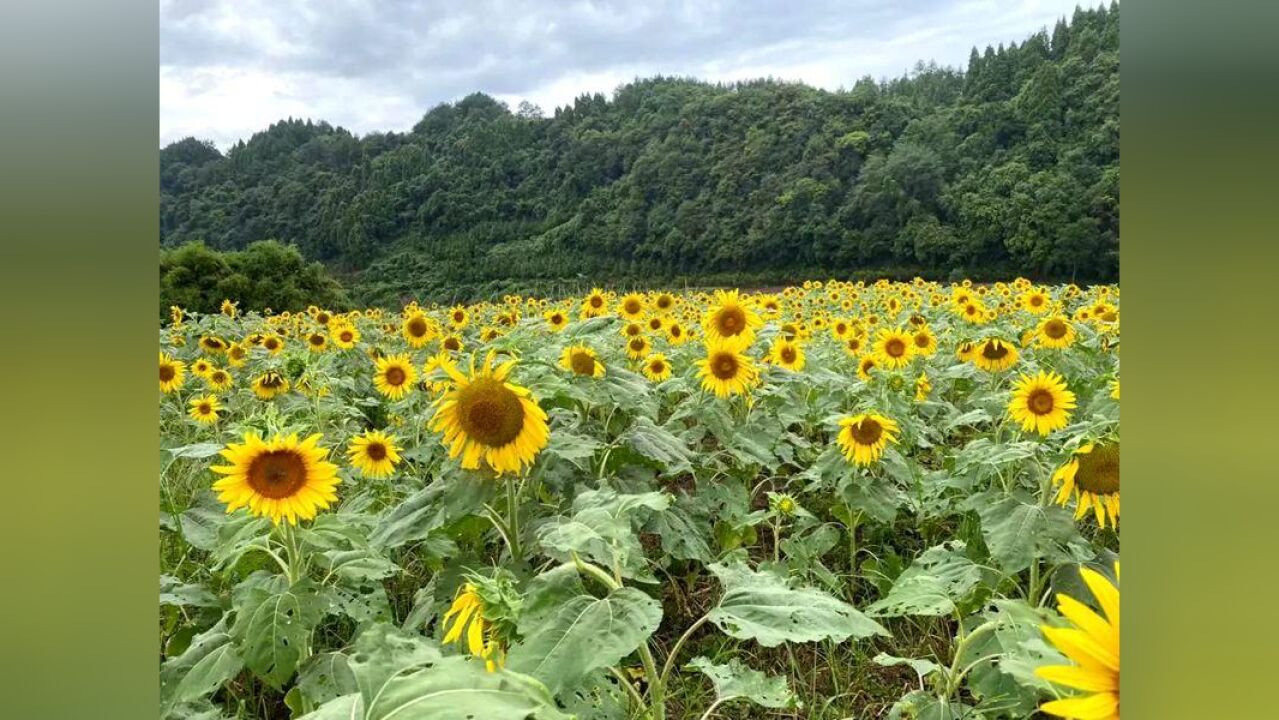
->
[370,479,490,550]
[978,495,1080,573]
[297,652,357,706]
[536,488,670,581]
[168,442,226,459]
[160,615,244,713]
[643,491,713,562]
[230,577,328,688]
[509,583,662,695]
[161,575,221,608]
[867,543,986,618]
[687,656,795,709]
[706,561,887,646]
[873,653,941,681]
[622,416,693,475]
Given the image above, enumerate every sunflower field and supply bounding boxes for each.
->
[159,278,1119,720]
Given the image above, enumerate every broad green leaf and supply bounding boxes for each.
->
[297,651,358,706]
[873,653,941,681]
[509,576,661,694]
[160,615,244,713]
[161,575,221,609]
[643,491,713,562]
[978,495,1081,573]
[230,577,328,688]
[687,656,795,709]
[536,488,670,580]
[621,416,693,474]
[867,543,987,617]
[706,561,887,646]
[370,478,490,550]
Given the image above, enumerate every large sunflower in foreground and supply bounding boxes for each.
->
[374,354,418,400]
[211,432,341,525]
[836,412,900,466]
[702,289,763,344]
[1052,442,1120,528]
[1036,563,1119,719]
[159,352,186,393]
[872,328,914,369]
[347,429,403,479]
[696,336,758,398]
[1008,371,1077,436]
[560,344,605,378]
[430,353,549,475]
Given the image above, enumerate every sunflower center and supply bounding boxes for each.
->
[914,334,929,348]
[711,352,739,380]
[850,419,883,445]
[1076,443,1120,494]
[626,325,641,337]
[457,379,526,448]
[657,297,672,310]
[444,337,461,351]
[385,367,407,386]
[716,307,745,335]
[341,331,354,342]
[310,334,324,346]
[670,326,682,337]
[265,338,280,350]
[570,351,597,376]
[1044,320,1068,339]
[649,318,663,331]
[246,450,309,499]
[649,360,666,373]
[1027,388,1056,415]
[198,403,211,414]
[551,313,563,324]
[407,318,428,337]
[1031,296,1044,307]
[982,342,1008,360]
[366,442,387,461]
[624,300,641,314]
[453,311,465,323]
[781,347,797,363]
[590,296,603,308]
[160,364,175,382]
[885,339,906,357]
[629,338,646,352]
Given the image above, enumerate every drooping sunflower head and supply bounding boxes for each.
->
[220,299,238,318]
[956,341,976,362]
[252,371,290,399]
[159,352,187,393]
[642,353,672,382]
[374,354,418,400]
[188,394,222,424]
[873,328,914,369]
[972,338,1019,372]
[1036,316,1077,349]
[696,336,759,399]
[347,429,403,479]
[857,355,878,381]
[430,352,549,475]
[1052,442,1120,528]
[769,338,806,372]
[199,336,228,354]
[836,412,900,466]
[1008,371,1077,436]
[702,289,763,344]
[210,432,341,525]
[441,334,464,354]
[560,344,605,378]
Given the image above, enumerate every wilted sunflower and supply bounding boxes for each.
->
[1036,563,1120,720]
[560,344,605,378]
[347,430,403,479]
[188,394,222,424]
[206,367,233,391]
[252,371,290,400]
[973,338,1019,372]
[696,336,758,398]
[543,309,568,332]
[617,292,647,320]
[220,299,238,318]
[836,413,900,466]
[262,334,285,354]
[199,336,228,354]
[430,352,549,475]
[159,352,186,393]
[625,335,652,360]
[857,355,878,382]
[479,325,502,342]
[1052,442,1120,528]
[872,328,914,369]
[768,338,806,372]
[210,432,340,525]
[1009,371,1077,436]
[1036,316,1077,349]
[702,289,763,344]
[442,583,505,672]
[374,354,418,400]
[332,324,360,349]
[914,372,931,402]
[956,341,977,363]
[911,327,937,356]
[642,353,672,382]
[402,312,435,348]
[226,343,248,367]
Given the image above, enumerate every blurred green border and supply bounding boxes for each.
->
[2,1,1276,717]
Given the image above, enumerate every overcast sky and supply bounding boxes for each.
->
[161,0,1091,149]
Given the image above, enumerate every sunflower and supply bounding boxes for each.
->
[646,315,666,334]
[768,338,806,372]
[210,432,341,525]
[169,305,185,327]
[956,341,976,362]
[1036,563,1120,720]
[347,430,403,479]
[1034,314,1077,350]
[843,334,866,358]
[206,368,233,391]
[1052,442,1120,528]
[620,321,644,339]
[226,343,248,367]
[479,326,502,342]
[666,321,691,345]
[220,299,238,318]
[696,336,758,398]
[625,335,652,360]
[857,355,878,382]
[191,358,215,379]
[440,334,464,354]
[442,583,505,672]
[402,312,435,348]
[642,353,672,382]
[1022,289,1051,315]
[560,344,605,378]
[617,292,647,320]
[332,324,360,349]
[831,318,854,340]
[581,288,609,318]
[262,334,285,354]
[374,354,418,400]
[1009,371,1077,436]
[543,309,568,332]
[702,289,763,344]
[448,305,470,329]
[430,352,549,475]
[972,338,1019,372]
[159,352,187,393]
[306,332,328,352]
[872,328,914,369]
[199,336,228,354]
[1110,379,1120,400]
[911,327,937,356]
[188,394,222,424]
[958,301,988,324]
[252,371,290,400]
[836,413,900,466]
[653,292,676,315]
[914,372,931,402]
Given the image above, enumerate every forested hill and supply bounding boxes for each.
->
[161,3,1118,305]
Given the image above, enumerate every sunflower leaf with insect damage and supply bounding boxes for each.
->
[508,586,662,695]
[622,416,694,475]
[977,495,1081,573]
[536,488,670,581]
[160,615,244,713]
[644,490,714,563]
[867,542,986,617]
[161,575,221,609]
[873,653,941,681]
[297,652,357,706]
[687,656,796,709]
[707,561,888,646]
[230,577,329,688]
[369,477,490,550]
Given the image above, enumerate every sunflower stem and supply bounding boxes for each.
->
[505,474,523,563]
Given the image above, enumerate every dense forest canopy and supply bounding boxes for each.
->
[160,3,1118,306]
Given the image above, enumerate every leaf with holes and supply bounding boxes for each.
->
[229,577,328,688]
[687,656,796,709]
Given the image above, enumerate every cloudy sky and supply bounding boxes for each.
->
[161,0,1090,149]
